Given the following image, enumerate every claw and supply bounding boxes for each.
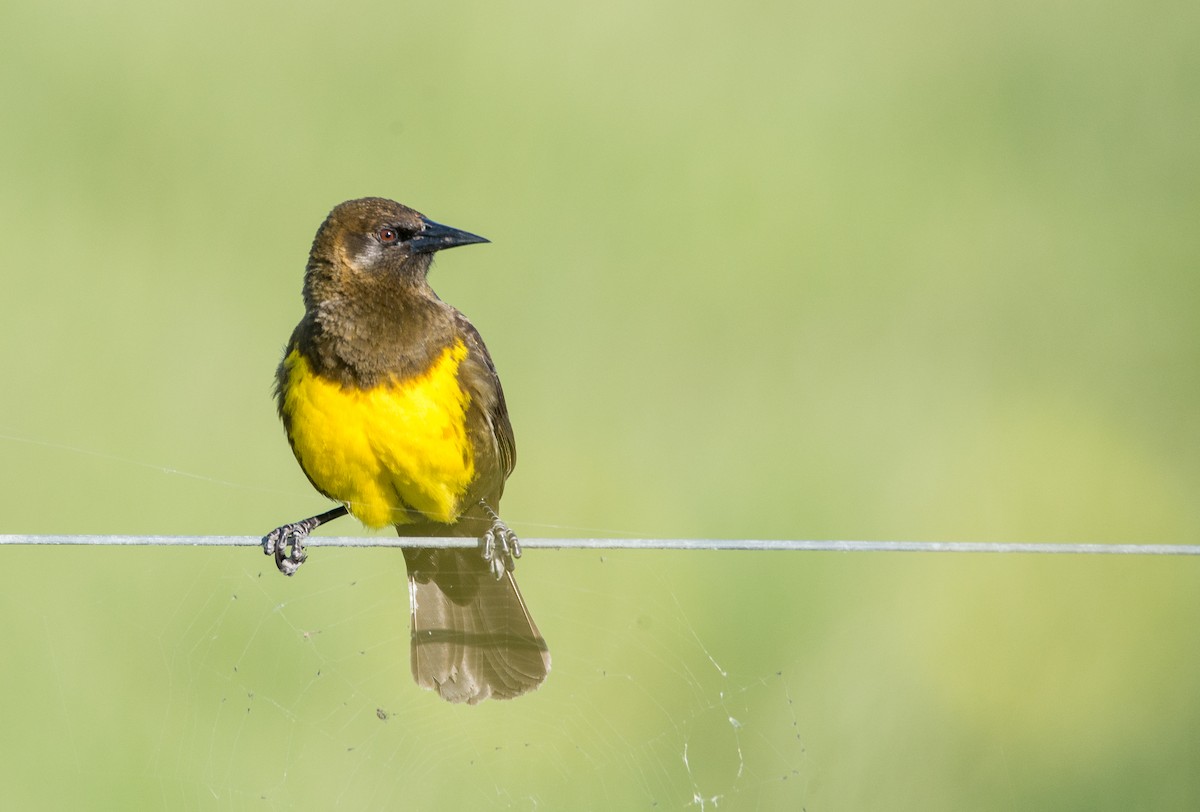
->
[261,521,312,577]
[478,501,519,581]
[260,506,349,577]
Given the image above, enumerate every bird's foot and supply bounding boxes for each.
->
[261,505,349,576]
[479,501,521,580]
[262,519,316,576]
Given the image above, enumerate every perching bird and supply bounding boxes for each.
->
[262,197,549,704]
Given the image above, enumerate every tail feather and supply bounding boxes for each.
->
[404,548,550,704]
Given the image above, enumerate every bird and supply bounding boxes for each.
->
[261,197,549,704]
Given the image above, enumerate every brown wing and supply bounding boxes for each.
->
[452,309,516,489]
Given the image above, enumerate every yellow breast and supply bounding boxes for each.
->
[280,340,475,527]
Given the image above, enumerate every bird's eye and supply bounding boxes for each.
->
[378,227,401,244]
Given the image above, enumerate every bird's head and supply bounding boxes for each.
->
[303,197,488,305]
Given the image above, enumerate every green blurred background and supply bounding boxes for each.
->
[1,0,1198,808]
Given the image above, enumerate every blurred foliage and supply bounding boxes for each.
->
[0,0,1197,808]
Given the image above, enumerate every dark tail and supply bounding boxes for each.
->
[403,547,550,704]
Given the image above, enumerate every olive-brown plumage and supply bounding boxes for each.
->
[263,197,549,704]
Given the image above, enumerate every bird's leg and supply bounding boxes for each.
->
[261,505,349,576]
[478,500,521,580]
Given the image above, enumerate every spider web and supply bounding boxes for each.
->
[141,543,810,810]
[8,500,1200,810]
[0,432,811,811]
[14,440,1199,810]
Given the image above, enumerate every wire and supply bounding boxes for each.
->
[0,535,1197,555]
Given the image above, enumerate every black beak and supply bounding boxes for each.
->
[410,216,490,254]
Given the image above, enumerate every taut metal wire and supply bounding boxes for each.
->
[0,535,1197,555]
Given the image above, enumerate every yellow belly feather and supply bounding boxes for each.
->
[280,340,474,527]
